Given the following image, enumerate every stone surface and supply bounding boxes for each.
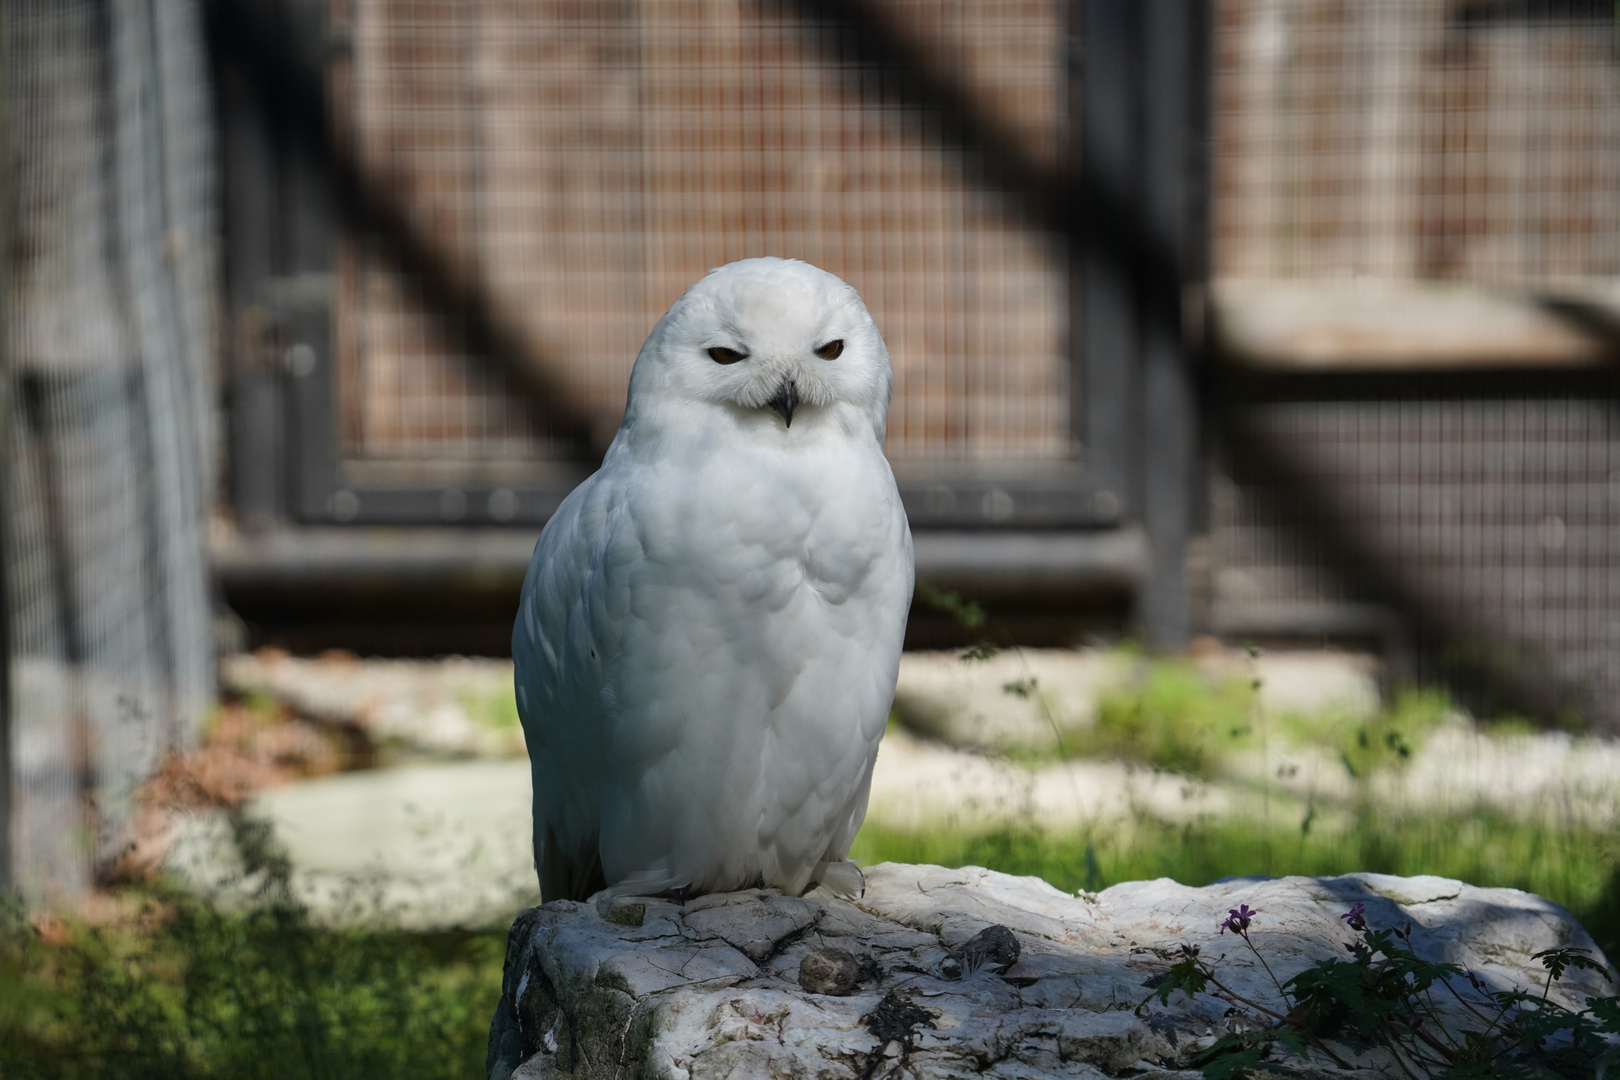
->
[892,648,1380,755]
[165,761,539,929]
[486,863,1612,1079]
[221,651,523,758]
[798,947,861,995]
[866,729,1237,833]
[892,650,1130,754]
[224,647,1378,763]
[161,719,1620,929]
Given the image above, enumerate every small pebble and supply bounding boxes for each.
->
[606,901,646,927]
[944,924,1021,979]
[798,947,861,996]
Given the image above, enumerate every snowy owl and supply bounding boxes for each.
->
[513,257,914,903]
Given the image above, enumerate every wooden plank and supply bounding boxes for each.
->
[1212,278,1620,371]
[211,525,1148,600]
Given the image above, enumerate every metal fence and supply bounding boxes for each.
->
[214,0,1183,651]
[332,0,1073,472]
[4,0,216,902]
[1209,0,1620,727]
[1213,0,1620,284]
[8,0,1620,899]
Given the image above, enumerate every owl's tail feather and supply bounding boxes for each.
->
[540,825,608,903]
[605,863,691,899]
[812,859,865,900]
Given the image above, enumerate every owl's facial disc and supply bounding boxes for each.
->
[628,258,893,442]
[766,381,799,427]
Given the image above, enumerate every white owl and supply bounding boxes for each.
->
[513,257,914,902]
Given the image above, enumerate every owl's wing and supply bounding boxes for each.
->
[512,470,633,900]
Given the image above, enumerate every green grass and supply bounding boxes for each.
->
[852,810,1620,963]
[0,815,504,1080]
[0,893,503,1080]
[1076,657,1258,776]
[458,684,521,731]
[9,651,1614,1076]
[989,648,1458,778]
[865,654,1620,959]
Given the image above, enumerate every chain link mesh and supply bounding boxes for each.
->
[6,0,215,902]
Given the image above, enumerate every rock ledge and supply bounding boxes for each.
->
[487,863,1610,1079]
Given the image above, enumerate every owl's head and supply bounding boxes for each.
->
[622,258,892,443]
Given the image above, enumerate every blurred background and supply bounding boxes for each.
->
[5,0,1620,1072]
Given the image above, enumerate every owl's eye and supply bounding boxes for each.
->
[707,346,747,365]
[814,339,844,360]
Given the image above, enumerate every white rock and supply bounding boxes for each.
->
[1238,650,1381,720]
[893,648,1382,756]
[487,863,1612,1079]
[867,728,1237,834]
[165,760,539,929]
[892,650,1130,753]
[220,653,524,758]
[1371,726,1620,826]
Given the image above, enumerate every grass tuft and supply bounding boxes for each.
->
[852,808,1620,963]
[0,814,503,1080]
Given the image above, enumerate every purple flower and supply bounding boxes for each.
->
[1219,904,1257,936]
[1340,904,1368,932]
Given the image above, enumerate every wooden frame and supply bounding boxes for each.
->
[214,0,1211,642]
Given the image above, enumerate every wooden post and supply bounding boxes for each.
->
[1138,0,1205,649]
[1080,0,1142,522]
[0,0,13,894]
[1081,0,1206,649]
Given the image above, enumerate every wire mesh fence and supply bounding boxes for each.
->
[8,0,1620,901]
[6,0,216,901]
[1214,0,1620,283]
[329,0,1075,473]
[1210,0,1620,727]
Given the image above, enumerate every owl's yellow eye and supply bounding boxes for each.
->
[814,339,844,360]
[707,346,747,365]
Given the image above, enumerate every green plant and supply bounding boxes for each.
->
[1329,687,1452,780]
[458,685,521,731]
[1078,657,1258,777]
[0,813,503,1080]
[913,582,988,631]
[851,809,1620,964]
[1146,903,1620,1078]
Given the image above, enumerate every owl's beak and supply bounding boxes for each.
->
[766,380,799,427]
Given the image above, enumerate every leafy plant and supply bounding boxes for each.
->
[914,582,988,631]
[1081,658,1258,777]
[1141,903,1620,1078]
[1331,688,1452,780]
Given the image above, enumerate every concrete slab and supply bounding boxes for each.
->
[166,760,539,929]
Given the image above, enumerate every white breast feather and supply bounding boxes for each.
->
[513,257,913,900]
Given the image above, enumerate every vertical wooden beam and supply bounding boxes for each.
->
[1081,0,1207,648]
[217,0,338,526]
[284,287,340,521]
[219,51,286,530]
[1137,0,1203,648]
[1079,0,1143,520]
[0,0,13,894]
